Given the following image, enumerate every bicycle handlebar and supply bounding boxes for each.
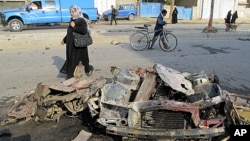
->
[134,24,172,33]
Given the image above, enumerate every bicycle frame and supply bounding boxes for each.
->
[130,24,177,52]
[136,26,164,39]
[135,26,169,46]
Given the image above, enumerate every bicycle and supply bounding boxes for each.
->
[130,24,178,52]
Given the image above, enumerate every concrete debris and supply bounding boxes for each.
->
[110,40,120,45]
[72,130,92,141]
[1,63,249,140]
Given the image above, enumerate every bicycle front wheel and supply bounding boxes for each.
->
[130,32,148,51]
[159,32,177,52]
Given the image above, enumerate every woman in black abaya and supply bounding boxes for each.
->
[60,5,94,79]
[172,7,178,24]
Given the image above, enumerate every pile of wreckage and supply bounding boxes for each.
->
[1,63,250,141]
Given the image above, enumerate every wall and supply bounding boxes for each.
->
[175,0,197,7]
[139,2,162,17]
[94,0,116,16]
[94,0,138,16]
[116,0,137,6]
[200,0,235,19]
[0,1,25,11]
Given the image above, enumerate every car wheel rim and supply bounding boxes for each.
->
[129,15,134,20]
[11,22,20,30]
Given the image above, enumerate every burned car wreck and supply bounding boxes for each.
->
[1,63,249,140]
[88,63,226,140]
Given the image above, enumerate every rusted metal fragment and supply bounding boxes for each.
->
[72,130,92,141]
[100,82,131,107]
[8,94,30,114]
[153,63,195,95]
[98,118,128,126]
[113,68,140,90]
[73,61,85,79]
[64,100,88,115]
[198,95,225,110]
[48,84,76,93]
[35,104,66,124]
[106,125,225,139]
[7,104,32,119]
[42,91,80,105]
[199,117,226,128]
[98,82,130,126]
[134,72,156,102]
[87,96,100,117]
[6,93,36,123]
[41,77,106,105]
[28,83,50,104]
[2,76,107,125]
[49,77,99,92]
[128,100,200,127]
[226,93,250,125]
[64,78,96,89]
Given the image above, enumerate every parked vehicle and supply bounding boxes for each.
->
[0,0,99,32]
[102,4,137,21]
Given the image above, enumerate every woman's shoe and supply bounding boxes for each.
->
[86,66,94,77]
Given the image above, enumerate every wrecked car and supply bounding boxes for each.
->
[87,64,227,140]
[1,63,248,141]
[225,92,250,125]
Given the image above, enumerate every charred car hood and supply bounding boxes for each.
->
[153,63,195,95]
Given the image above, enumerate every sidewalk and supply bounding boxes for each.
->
[1,17,249,29]
[96,16,250,25]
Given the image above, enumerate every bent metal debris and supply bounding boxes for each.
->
[1,63,250,141]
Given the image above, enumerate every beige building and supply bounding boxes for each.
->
[1,0,249,20]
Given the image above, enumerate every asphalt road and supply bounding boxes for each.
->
[0,21,250,141]
[0,22,250,99]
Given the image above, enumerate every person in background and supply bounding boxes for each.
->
[110,5,117,25]
[29,2,38,10]
[60,5,94,79]
[149,9,168,49]
[224,10,232,31]
[172,7,178,24]
[225,10,232,24]
[231,10,238,24]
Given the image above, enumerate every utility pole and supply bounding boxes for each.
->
[169,0,175,19]
[202,0,217,33]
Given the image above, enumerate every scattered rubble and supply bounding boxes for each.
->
[1,63,249,141]
[110,40,121,45]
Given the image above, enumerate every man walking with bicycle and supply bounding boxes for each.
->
[149,9,169,49]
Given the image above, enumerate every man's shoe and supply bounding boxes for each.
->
[163,42,170,49]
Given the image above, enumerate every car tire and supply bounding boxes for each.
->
[82,13,89,20]
[128,14,135,21]
[108,15,112,21]
[9,19,23,32]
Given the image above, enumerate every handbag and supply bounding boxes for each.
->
[73,31,93,47]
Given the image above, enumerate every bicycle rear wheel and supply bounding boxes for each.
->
[159,32,177,52]
[130,32,148,51]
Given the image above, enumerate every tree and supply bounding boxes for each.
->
[202,0,217,33]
